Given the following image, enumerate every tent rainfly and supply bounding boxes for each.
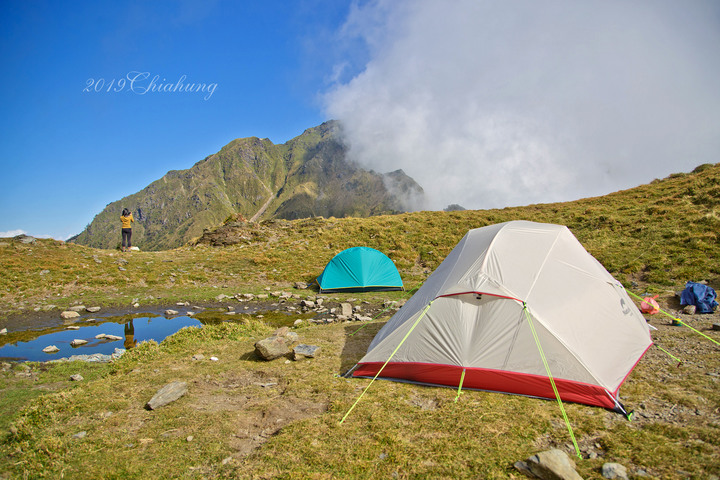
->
[350,221,653,413]
[317,247,403,294]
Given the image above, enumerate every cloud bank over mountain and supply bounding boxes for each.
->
[323,0,720,210]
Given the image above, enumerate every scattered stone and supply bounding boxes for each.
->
[165,309,179,316]
[70,374,84,381]
[215,294,229,301]
[514,449,583,480]
[96,334,122,341]
[294,282,308,290]
[712,323,720,331]
[16,234,36,244]
[254,327,300,361]
[341,303,353,317]
[0,328,6,335]
[186,435,194,442]
[60,311,80,320]
[129,246,140,252]
[602,462,629,480]
[42,345,60,353]
[48,348,126,364]
[39,269,50,275]
[192,354,205,361]
[132,302,140,308]
[293,319,303,326]
[293,344,321,360]
[682,305,696,315]
[86,306,101,313]
[70,339,88,347]
[72,431,87,440]
[66,326,80,330]
[145,381,188,410]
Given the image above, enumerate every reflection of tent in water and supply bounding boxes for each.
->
[348,221,653,414]
[317,247,403,293]
[124,319,137,349]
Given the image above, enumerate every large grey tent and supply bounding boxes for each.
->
[351,221,653,412]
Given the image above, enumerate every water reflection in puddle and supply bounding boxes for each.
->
[0,316,202,362]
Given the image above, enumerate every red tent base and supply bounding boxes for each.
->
[353,362,622,411]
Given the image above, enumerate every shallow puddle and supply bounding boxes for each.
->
[0,315,202,362]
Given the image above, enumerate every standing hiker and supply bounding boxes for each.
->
[121,208,134,252]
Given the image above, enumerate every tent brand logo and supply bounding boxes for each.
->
[620,297,632,315]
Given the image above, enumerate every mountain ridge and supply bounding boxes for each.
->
[70,121,424,250]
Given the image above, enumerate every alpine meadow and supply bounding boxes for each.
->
[1,163,719,479]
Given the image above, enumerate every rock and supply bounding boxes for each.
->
[215,294,229,301]
[70,339,88,347]
[341,303,353,317]
[210,356,219,361]
[682,304,696,315]
[42,345,60,353]
[39,269,50,275]
[294,282,308,289]
[72,431,87,439]
[515,449,583,480]
[145,381,188,410]
[602,462,629,480]
[86,306,101,313]
[70,374,84,381]
[69,305,86,312]
[0,328,7,335]
[165,309,179,316]
[129,246,140,251]
[60,311,80,320]
[293,319,303,326]
[16,234,36,244]
[293,344,321,360]
[66,326,80,330]
[301,300,316,309]
[254,328,300,361]
[712,323,720,331]
[192,354,205,361]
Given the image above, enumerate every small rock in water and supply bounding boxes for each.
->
[66,326,80,330]
[86,306,101,313]
[43,345,60,353]
[165,309,179,316]
[70,339,88,347]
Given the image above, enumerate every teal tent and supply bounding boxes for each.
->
[317,247,404,293]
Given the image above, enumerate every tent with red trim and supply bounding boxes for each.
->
[351,220,653,413]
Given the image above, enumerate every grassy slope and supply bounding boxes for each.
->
[1,164,719,479]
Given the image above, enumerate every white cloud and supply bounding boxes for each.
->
[324,0,720,210]
[0,229,65,240]
[0,229,29,238]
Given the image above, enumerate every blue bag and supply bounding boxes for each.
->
[680,281,718,314]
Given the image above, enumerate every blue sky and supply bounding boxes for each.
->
[3,1,719,241]
[0,0,359,239]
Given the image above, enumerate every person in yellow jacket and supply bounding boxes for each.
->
[121,208,134,252]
